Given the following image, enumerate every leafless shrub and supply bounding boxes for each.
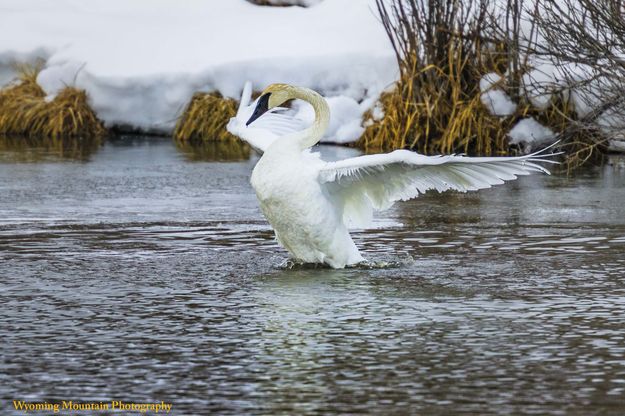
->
[359,0,516,155]
[530,0,625,167]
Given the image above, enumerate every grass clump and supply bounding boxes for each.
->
[0,63,105,140]
[174,92,250,160]
[359,72,514,156]
[357,0,514,156]
[174,92,238,142]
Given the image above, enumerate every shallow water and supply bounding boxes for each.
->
[1,136,624,415]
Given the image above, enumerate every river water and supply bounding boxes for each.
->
[1,136,624,415]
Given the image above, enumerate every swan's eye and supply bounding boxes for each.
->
[246,92,271,126]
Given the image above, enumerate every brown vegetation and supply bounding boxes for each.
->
[173,92,238,142]
[0,63,105,140]
[357,0,515,156]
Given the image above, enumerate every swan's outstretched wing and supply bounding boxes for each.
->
[318,147,559,228]
[226,81,307,153]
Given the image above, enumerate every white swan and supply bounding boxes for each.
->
[227,82,558,268]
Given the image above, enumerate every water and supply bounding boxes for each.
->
[1,136,624,415]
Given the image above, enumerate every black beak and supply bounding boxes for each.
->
[246,93,271,126]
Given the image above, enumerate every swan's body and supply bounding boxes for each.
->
[251,138,364,267]
[227,82,559,268]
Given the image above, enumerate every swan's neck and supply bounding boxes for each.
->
[291,87,330,150]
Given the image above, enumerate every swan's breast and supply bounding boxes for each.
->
[251,152,315,198]
[251,155,333,235]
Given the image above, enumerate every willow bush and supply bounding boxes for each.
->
[358,0,514,156]
[529,0,625,169]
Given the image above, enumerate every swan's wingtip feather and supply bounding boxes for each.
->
[237,81,253,114]
[226,117,239,134]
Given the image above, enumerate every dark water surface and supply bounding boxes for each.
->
[1,136,624,415]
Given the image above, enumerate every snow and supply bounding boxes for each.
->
[290,95,373,143]
[0,0,397,138]
[521,62,603,117]
[508,118,555,151]
[481,89,517,117]
[609,137,625,153]
[479,72,501,92]
[1,0,622,152]
[522,65,557,111]
[479,73,517,117]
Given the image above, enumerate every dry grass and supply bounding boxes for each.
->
[357,50,516,156]
[358,70,516,156]
[174,92,238,142]
[356,0,514,157]
[0,64,105,140]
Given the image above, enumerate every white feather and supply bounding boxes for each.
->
[226,81,307,153]
[227,82,560,268]
[318,147,559,228]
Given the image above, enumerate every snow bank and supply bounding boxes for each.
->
[0,0,397,139]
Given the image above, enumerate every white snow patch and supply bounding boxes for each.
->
[522,65,557,111]
[609,138,625,153]
[481,90,517,117]
[508,118,556,152]
[479,72,501,92]
[479,73,516,116]
[371,101,384,121]
[0,0,397,139]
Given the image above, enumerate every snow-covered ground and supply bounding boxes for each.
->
[0,0,397,142]
[1,0,622,152]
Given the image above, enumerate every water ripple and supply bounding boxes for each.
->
[1,139,625,415]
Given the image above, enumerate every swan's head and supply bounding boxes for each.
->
[246,83,294,126]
